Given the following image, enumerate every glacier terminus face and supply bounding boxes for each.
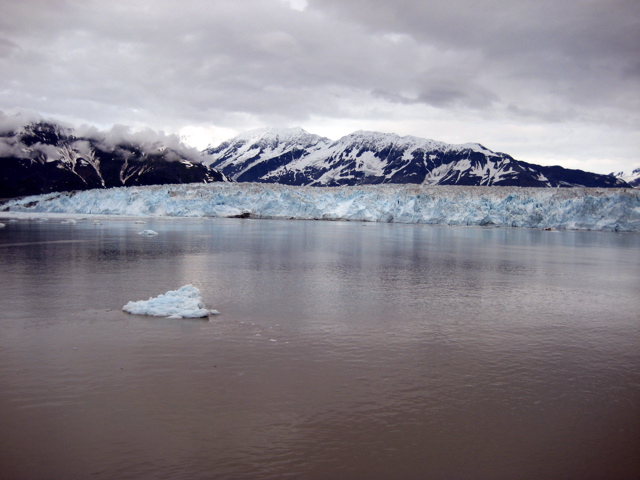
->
[2,182,639,232]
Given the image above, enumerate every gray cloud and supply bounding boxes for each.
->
[309,0,640,113]
[0,0,638,173]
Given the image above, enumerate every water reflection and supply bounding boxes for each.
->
[0,218,638,479]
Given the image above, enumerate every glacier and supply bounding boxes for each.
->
[1,182,639,232]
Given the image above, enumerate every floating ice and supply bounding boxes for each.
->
[61,218,77,224]
[138,229,158,236]
[2,182,639,231]
[0,223,5,228]
[122,285,216,318]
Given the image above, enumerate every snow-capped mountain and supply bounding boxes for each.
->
[205,128,629,188]
[613,168,640,188]
[0,119,226,198]
[204,127,332,184]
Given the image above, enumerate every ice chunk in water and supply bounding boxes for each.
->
[122,285,216,318]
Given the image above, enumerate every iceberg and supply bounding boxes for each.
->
[1,182,639,231]
[138,229,158,236]
[122,285,218,318]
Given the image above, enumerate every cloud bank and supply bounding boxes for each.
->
[0,0,638,173]
[0,111,200,161]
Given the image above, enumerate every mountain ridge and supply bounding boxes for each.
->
[205,127,630,189]
[0,117,226,198]
[1,114,635,198]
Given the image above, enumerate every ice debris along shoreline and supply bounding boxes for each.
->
[1,182,639,231]
[123,285,220,318]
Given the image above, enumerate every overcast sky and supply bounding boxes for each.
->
[1,0,638,173]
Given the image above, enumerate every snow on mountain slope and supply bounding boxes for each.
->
[614,168,640,188]
[0,117,226,198]
[2,183,638,232]
[204,127,332,183]
[205,128,628,189]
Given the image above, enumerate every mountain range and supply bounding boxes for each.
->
[205,127,630,188]
[0,120,225,198]
[1,116,635,199]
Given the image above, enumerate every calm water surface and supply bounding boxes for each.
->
[0,217,639,479]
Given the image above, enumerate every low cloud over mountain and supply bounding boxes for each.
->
[0,113,225,198]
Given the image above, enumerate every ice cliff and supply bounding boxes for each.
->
[1,183,639,232]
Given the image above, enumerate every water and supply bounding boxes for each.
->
[0,217,639,480]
